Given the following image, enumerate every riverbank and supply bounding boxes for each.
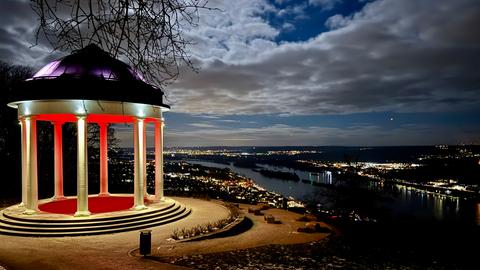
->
[185,159,480,225]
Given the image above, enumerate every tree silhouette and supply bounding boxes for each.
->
[0,62,32,202]
[31,0,211,88]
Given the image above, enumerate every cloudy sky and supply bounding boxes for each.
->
[1,0,480,147]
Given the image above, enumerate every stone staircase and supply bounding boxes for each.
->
[0,201,191,237]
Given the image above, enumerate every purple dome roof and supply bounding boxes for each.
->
[32,44,145,82]
[12,44,169,109]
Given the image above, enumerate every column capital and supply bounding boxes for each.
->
[155,119,165,127]
[23,115,37,121]
[97,122,110,127]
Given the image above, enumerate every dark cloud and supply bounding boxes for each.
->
[0,0,61,67]
[169,0,480,115]
[1,0,478,115]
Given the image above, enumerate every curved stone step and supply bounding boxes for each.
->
[0,208,191,237]
[0,206,188,234]
[2,201,177,223]
[0,203,182,228]
[0,200,192,237]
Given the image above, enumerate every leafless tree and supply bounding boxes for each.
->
[31,0,211,88]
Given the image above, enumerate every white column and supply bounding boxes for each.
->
[19,119,26,206]
[24,116,38,215]
[99,123,109,196]
[75,116,90,217]
[154,120,164,201]
[143,122,148,197]
[133,118,147,210]
[52,121,65,200]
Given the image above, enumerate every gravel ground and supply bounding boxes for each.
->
[170,236,459,270]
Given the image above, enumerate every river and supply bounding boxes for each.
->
[187,160,480,225]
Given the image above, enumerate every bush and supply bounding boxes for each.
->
[171,202,241,240]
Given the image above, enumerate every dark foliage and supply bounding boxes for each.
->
[0,61,32,201]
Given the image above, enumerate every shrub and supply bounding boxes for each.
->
[170,202,241,240]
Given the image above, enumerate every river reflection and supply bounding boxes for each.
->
[388,185,463,221]
[186,160,479,225]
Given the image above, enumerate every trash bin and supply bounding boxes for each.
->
[139,230,151,256]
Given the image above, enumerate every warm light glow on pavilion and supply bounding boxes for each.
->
[7,44,170,217]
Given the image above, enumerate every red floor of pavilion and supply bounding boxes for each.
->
[38,196,147,215]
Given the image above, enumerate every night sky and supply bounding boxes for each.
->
[1,0,479,147]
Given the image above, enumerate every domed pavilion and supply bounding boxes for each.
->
[0,44,190,236]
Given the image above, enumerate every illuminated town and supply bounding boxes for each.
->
[161,146,480,200]
[94,145,480,226]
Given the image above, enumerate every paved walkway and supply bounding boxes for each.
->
[0,197,229,270]
[0,199,331,270]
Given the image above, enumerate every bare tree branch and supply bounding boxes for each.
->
[31,0,214,89]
